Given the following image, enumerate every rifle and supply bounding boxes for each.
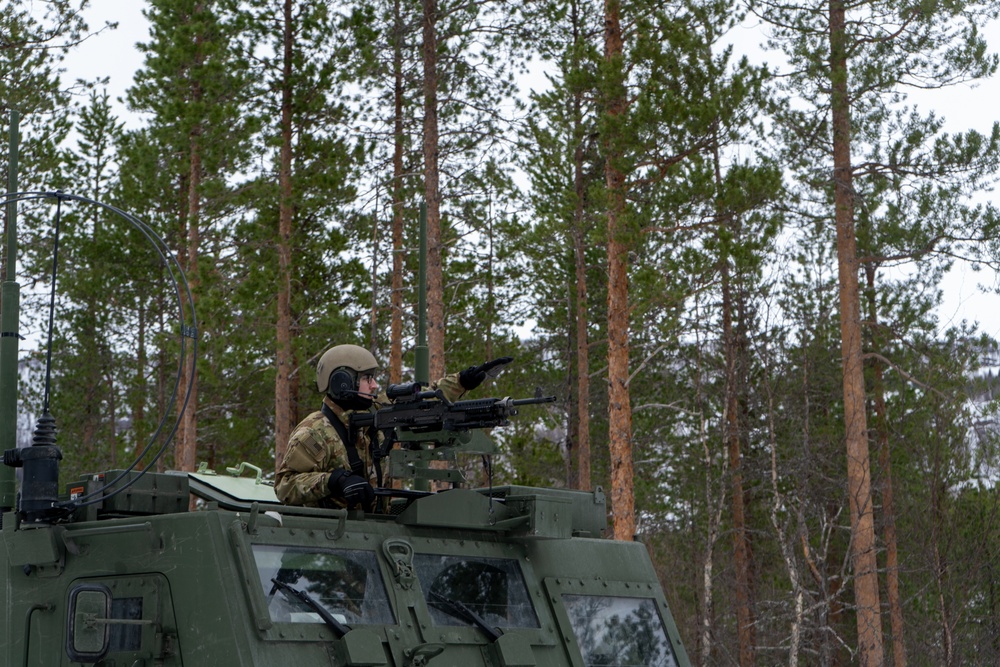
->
[350,383,555,485]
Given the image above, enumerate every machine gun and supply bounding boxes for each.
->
[351,382,555,441]
[350,383,555,486]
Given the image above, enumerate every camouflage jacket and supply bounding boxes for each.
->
[275,373,465,507]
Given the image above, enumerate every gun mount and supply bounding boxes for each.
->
[350,386,556,487]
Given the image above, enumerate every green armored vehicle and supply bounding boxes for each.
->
[2,118,690,666]
[2,464,690,666]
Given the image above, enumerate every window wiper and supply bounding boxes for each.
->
[428,591,502,642]
[270,577,352,639]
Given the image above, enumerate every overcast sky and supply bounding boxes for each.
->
[65,3,1000,344]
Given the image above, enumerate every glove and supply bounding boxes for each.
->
[459,356,513,390]
[327,471,375,511]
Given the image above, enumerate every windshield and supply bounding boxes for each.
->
[414,554,539,630]
[562,595,678,667]
[252,545,394,626]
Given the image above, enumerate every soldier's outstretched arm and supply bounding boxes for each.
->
[457,357,513,391]
[433,356,514,402]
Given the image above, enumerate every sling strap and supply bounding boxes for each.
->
[322,403,365,477]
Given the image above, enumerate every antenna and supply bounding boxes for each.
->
[1,190,197,524]
[1,110,22,515]
[1,191,67,524]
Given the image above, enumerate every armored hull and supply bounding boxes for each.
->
[2,469,690,666]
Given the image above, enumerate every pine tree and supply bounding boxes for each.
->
[2,1,97,481]
[2,2,87,289]
[49,89,127,477]
[231,0,364,469]
[128,0,254,473]
[1,1,87,194]
[519,0,605,490]
[753,0,1000,660]
[340,0,425,383]
[414,0,525,378]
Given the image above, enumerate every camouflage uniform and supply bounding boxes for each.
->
[275,374,466,507]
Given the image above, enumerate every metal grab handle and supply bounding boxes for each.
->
[225,462,264,484]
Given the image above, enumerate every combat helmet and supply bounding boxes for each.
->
[316,344,379,401]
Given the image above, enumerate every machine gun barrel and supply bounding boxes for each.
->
[510,395,557,407]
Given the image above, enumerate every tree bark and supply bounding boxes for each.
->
[603,0,634,542]
[722,259,756,667]
[422,0,445,380]
[177,7,204,476]
[690,327,722,666]
[929,433,954,666]
[865,265,907,667]
[829,1,884,663]
[699,416,723,666]
[767,385,805,667]
[274,0,295,471]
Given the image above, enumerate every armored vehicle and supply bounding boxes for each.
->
[2,116,691,666]
[3,464,690,666]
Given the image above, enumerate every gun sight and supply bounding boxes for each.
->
[386,382,422,400]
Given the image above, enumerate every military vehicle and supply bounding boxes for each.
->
[2,112,691,666]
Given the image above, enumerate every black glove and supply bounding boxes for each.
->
[459,356,514,390]
[327,471,375,511]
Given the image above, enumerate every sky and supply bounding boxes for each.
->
[64,2,1000,346]
[71,3,149,128]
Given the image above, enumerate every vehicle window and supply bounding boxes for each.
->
[562,595,678,667]
[109,597,143,651]
[252,545,395,626]
[414,554,540,629]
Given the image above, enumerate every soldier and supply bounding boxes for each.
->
[275,344,510,510]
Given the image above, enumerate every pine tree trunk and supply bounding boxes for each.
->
[158,292,168,474]
[369,209,380,351]
[699,445,722,666]
[865,266,907,667]
[603,0,634,542]
[135,303,146,470]
[422,0,445,380]
[829,1,884,662]
[929,444,954,666]
[692,338,720,666]
[765,361,805,667]
[566,304,578,488]
[723,260,757,666]
[700,528,716,667]
[108,360,117,469]
[572,131,591,492]
[177,21,204,476]
[877,381,906,667]
[174,176,188,473]
[274,0,295,471]
[179,129,200,474]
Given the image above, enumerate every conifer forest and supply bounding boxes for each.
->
[4,1,1000,665]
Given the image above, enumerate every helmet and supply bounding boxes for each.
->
[316,344,379,398]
